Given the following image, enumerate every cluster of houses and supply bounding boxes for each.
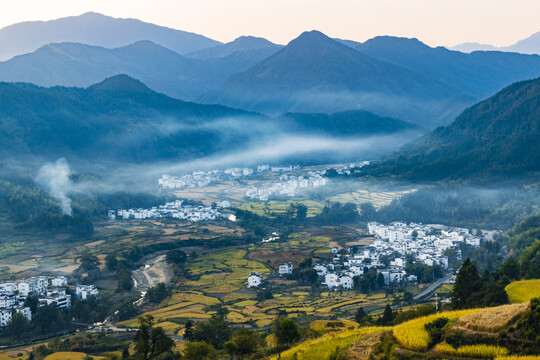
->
[246,222,484,291]
[108,200,222,222]
[247,262,294,288]
[327,162,371,175]
[245,172,328,201]
[0,276,99,327]
[158,165,301,190]
[314,222,483,290]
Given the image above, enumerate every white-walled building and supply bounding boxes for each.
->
[340,276,354,290]
[76,284,99,300]
[278,263,293,276]
[324,273,340,288]
[51,276,68,287]
[0,306,32,327]
[247,272,262,288]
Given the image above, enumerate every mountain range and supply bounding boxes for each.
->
[0,75,416,164]
[366,77,540,180]
[1,12,540,132]
[451,31,540,54]
[0,12,220,61]
[200,31,540,127]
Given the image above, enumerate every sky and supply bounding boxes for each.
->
[1,0,539,47]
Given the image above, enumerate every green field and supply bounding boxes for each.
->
[506,279,540,303]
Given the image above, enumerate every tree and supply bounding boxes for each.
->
[359,202,377,221]
[381,305,394,326]
[451,258,481,309]
[133,315,175,360]
[183,341,217,360]
[117,301,138,321]
[354,307,367,324]
[24,295,39,315]
[145,283,171,303]
[166,249,187,266]
[224,328,260,359]
[184,320,195,341]
[105,254,118,271]
[295,204,307,220]
[496,257,521,281]
[299,257,312,270]
[272,316,300,349]
[8,312,29,341]
[193,315,232,349]
[377,273,386,288]
[520,240,540,279]
[79,254,101,273]
[118,264,134,291]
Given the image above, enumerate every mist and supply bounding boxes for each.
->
[35,158,73,216]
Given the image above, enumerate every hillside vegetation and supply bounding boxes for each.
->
[367,77,540,180]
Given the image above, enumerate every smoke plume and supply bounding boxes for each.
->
[36,158,73,216]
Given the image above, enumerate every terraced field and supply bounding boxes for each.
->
[505,279,540,303]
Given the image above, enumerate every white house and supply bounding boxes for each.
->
[51,276,68,287]
[18,277,47,297]
[75,284,98,299]
[0,306,31,327]
[0,282,17,295]
[278,262,293,276]
[247,272,262,288]
[314,264,328,276]
[340,276,354,290]
[39,289,71,310]
[324,273,340,288]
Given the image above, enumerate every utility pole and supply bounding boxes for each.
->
[435,293,438,311]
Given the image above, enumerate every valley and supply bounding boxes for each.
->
[0,5,539,360]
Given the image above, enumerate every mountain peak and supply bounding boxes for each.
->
[231,35,276,47]
[292,30,333,44]
[359,36,430,52]
[88,75,153,93]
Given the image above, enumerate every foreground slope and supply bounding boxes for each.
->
[367,77,540,180]
[0,12,220,61]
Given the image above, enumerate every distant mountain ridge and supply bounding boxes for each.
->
[356,36,540,98]
[366,77,540,180]
[451,30,540,54]
[0,75,416,164]
[185,36,282,59]
[0,12,220,61]
[200,30,465,127]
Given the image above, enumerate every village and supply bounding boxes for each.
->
[245,172,329,201]
[247,221,486,291]
[0,276,98,327]
[158,164,301,190]
[108,200,225,221]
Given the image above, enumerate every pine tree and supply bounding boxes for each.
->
[355,307,367,323]
[451,258,481,309]
[381,304,394,325]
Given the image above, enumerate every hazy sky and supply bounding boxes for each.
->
[1,0,539,47]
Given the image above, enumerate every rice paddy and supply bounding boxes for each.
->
[505,279,540,303]
[273,326,391,360]
[393,309,477,351]
[436,343,509,358]
[458,303,529,332]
